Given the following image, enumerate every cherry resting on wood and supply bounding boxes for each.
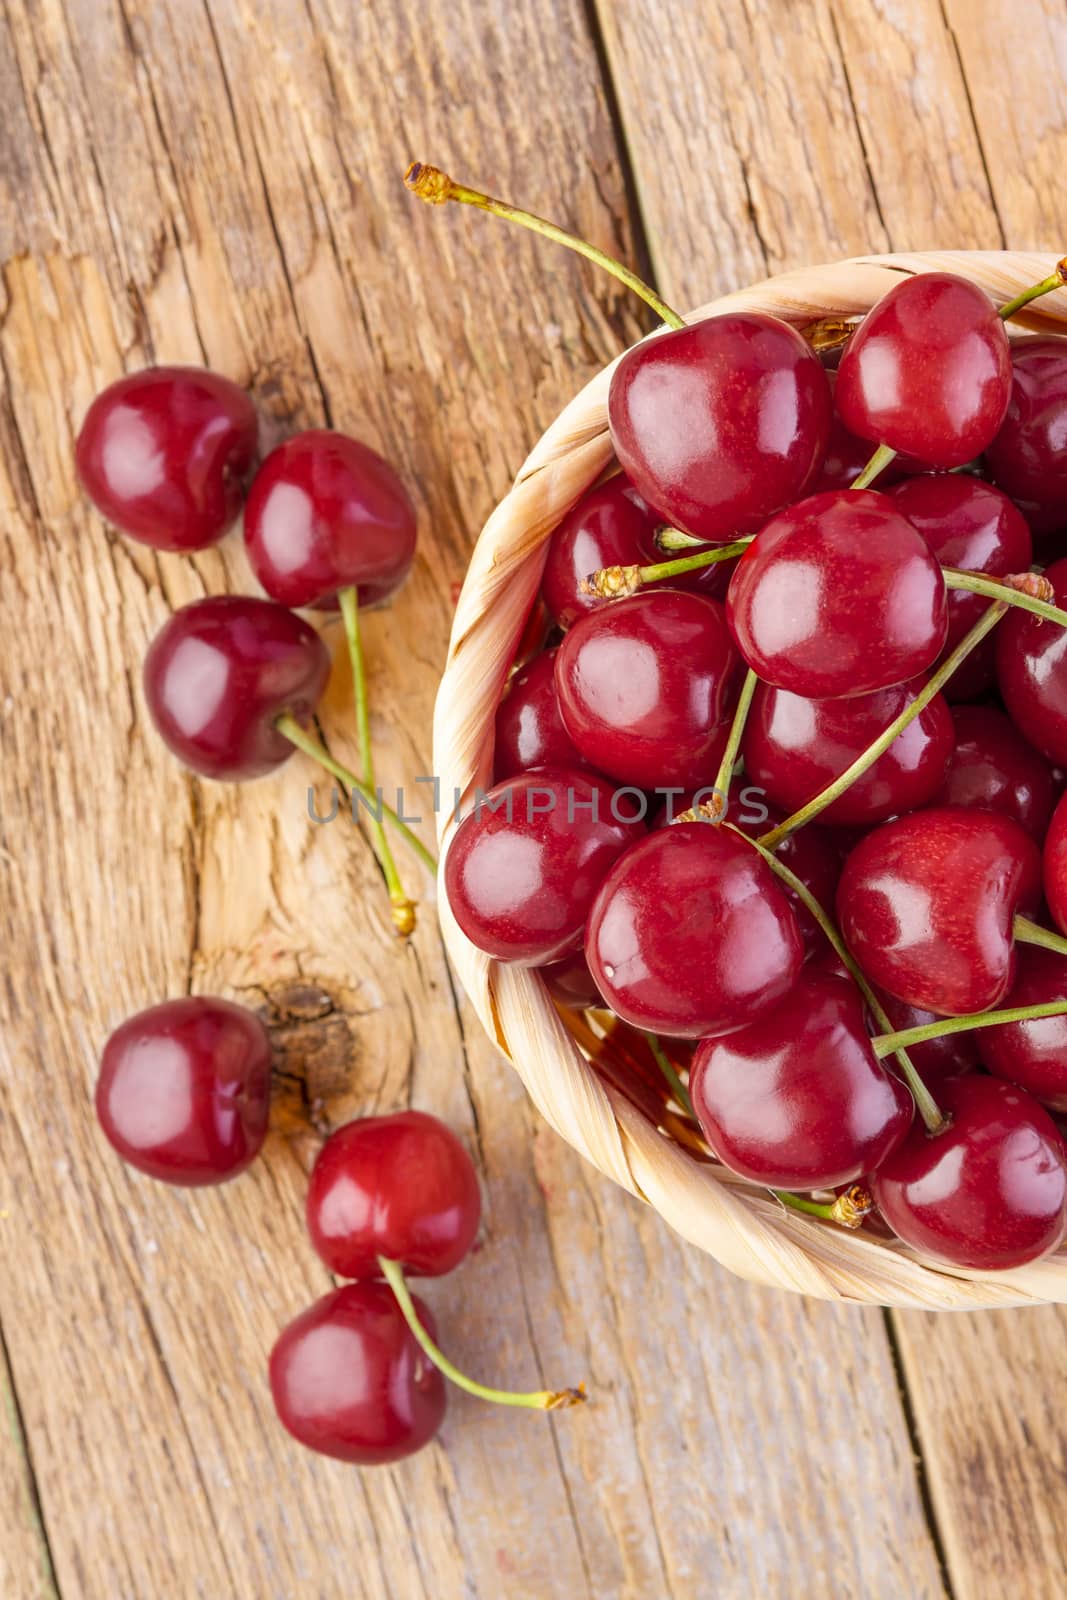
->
[871,1076,1067,1270]
[75,366,258,551]
[996,556,1067,765]
[244,429,416,610]
[269,1282,445,1464]
[690,970,912,1189]
[985,336,1067,531]
[982,946,1067,1110]
[554,588,738,789]
[96,997,271,1185]
[726,489,948,699]
[493,651,588,782]
[306,1111,481,1279]
[835,272,1012,468]
[444,767,641,965]
[837,806,1041,1016]
[608,312,832,541]
[586,821,803,1038]
[143,595,331,781]
[936,704,1054,841]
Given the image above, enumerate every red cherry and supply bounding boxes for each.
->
[554,590,738,789]
[540,948,604,1009]
[691,970,912,1189]
[493,651,589,782]
[586,822,804,1038]
[996,556,1067,765]
[873,990,978,1088]
[143,596,330,781]
[727,489,948,698]
[985,337,1067,527]
[810,372,907,492]
[741,675,954,826]
[608,313,832,541]
[75,366,257,551]
[729,809,842,959]
[982,946,1067,1109]
[1043,789,1067,935]
[937,705,1054,841]
[889,475,1032,699]
[96,998,271,1185]
[244,430,416,610]
[835,273,1011,468]
[307,1111,481,1279]
[269,1282,445,1464]
[444,768,641,965]
[871,1076,1067,1269]
[837,807,1041,1015]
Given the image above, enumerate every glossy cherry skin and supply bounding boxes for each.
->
[555,590,738,789]
[244,430,416,610]
[586,822,804,1038]
[729,809,842,959]
[727,490,947,698]
[871,1076,1067,1270]
[269,1282,445,1464]
[985,337,1067,527]
[873,990,978,1089]
[307,1111,481,1279]
[493,651,588,782]
[1043,789,1067,935]
[838,807,1041,1016]
[742,675,954,827]
[996,557,1067,766]
[835,273,1011,468]
[444,768,641,966]
[982,947,1067,1110]
[889,474,1032,699]
[608,313,832,541]
[96,998,271,1185]
[75,366,257,551]
[937,705,1054,841]
[143,596,331,781]
[809,372,907,492]
[691,971,912,1189]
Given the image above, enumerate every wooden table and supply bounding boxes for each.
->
[3,2,1067,1595]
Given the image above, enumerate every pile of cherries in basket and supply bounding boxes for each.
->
[409,162,1067,1276]
[78,366,583,1465]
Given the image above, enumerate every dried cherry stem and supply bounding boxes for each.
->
[339,586,415,937]
[378,1256,586,1411]
[872,999,1067,1058]
[998,257,1067,321]
[776,1186,873,1229]
[758,600,1008,851]
[1014,917,1067,958]
[581,538,751,601]
[645,1033,695,1119]
[404,162,684,331]
[942,568,1067,627]
[275,714,438,875]
[734,826,944,1130]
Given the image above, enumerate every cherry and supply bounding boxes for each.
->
[306,1111,481,1279]
[937,705,1054,841]
[243,429,416,611]
[889,475,1032,699]
[741,675,954,827]
[554,589,738,789]
[835,273,1011,468]
[873,991,978,1089]
[810,373,894,492]
[96,997,271,1185]
[143,596,330,781]
[75,366,258,551]
[996,556,1067,765]
[871,1076,1067,1269]
[985,337,1067,531]
[982,946,1067,1109]
[837,807,1041,1016]
[269,1282,445,1464]
[541,948,604,1010]
[726,489,948,698]
[690,970,911,1189]
[493,651,588,782]
[586,821,803,1038]
[729,809,842,959]
[608,313,832,541]
[1043,789,1067,935]
[444,767,641,965]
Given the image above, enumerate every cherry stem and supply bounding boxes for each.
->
[275,714,438,876]
[711,669,758,811]
[645,1032,696,1120]
[733,826,944,1130]
[998,258,1067,321]
[404,162,684,331]
[1014,916,1067,958]
[851,442,898,491]
[872,999,1067,1059]
[655,525,712,553]
[943,568,1067,628]
[758,600,1009,850]
[581,538,752,600]
[775,1186,873,1229]
[377,1256,586,1411]
[338,586,415,937]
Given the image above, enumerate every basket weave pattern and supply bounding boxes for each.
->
[433,252,1067,1310]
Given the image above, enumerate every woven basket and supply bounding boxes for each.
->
[433,251,1067,1311]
